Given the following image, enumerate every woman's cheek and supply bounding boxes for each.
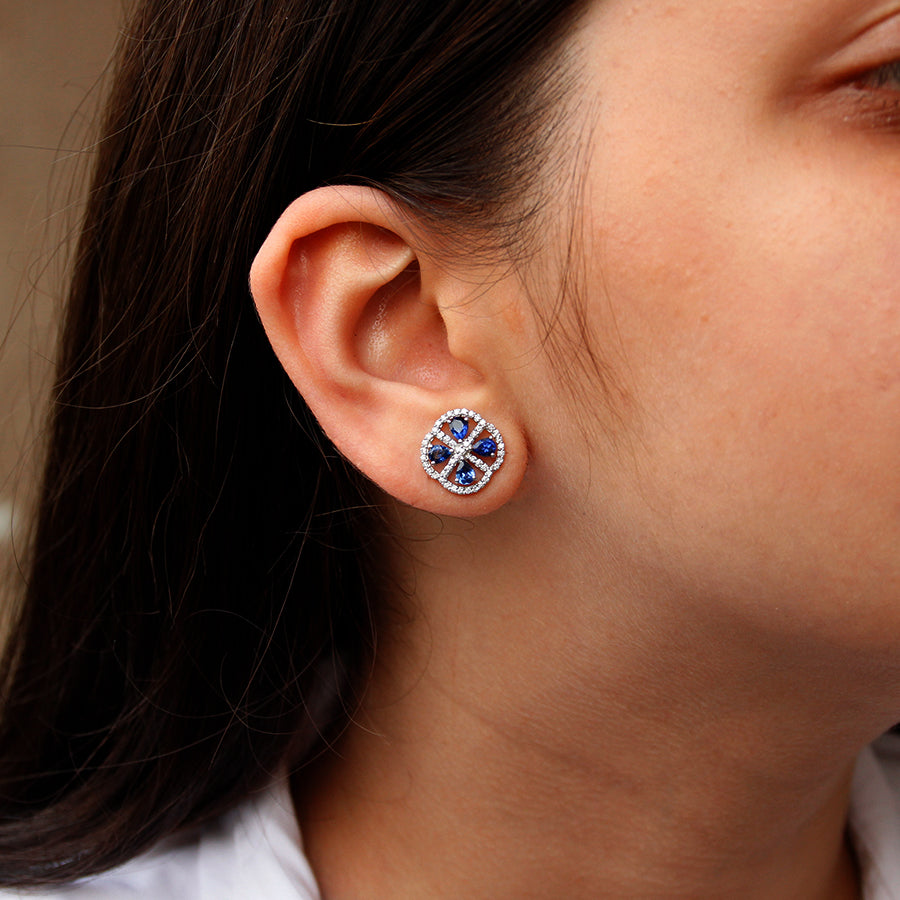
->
[571,138,900,633]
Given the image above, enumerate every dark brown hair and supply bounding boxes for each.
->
[0,0,584,885]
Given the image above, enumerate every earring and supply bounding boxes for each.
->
[420,408,505,495]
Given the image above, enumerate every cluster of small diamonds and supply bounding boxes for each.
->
[419,408,506,495]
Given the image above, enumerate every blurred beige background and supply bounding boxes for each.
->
[1,0,122,593]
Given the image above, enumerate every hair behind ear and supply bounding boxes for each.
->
[0,0,582,885]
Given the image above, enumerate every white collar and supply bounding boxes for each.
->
[851,734,900,900]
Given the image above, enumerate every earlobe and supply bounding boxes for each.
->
[249,186,527,515]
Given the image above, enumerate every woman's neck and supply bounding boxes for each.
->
[297,694,860,900]
[295,504,876,900]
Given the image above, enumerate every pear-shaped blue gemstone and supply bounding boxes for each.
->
[449,416,469,441]
[473,438,496,458]
[455,461,476,486]
[429,444,451,464]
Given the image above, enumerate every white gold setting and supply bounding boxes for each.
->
[420,409,506,495]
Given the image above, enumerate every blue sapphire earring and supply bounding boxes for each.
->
[420,409,505,495]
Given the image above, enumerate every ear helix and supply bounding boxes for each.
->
[420,409,505,495]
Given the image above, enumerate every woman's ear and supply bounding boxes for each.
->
[249,186,527,514]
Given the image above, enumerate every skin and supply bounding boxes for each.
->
[252,0,900,897]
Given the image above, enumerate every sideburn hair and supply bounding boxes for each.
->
[0,0,584,885]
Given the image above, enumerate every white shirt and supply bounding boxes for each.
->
[3,781,321,900]
[852,734,900,900]
[7,734,900,899]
